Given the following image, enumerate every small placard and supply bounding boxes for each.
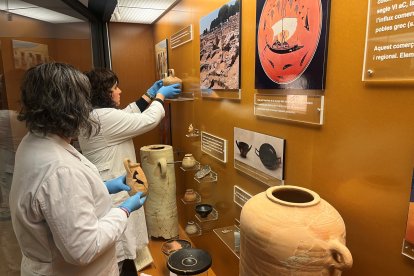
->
[233,185,252,208]
[254,94,324,125]
[170,25,193,49]
[201,131,227,163]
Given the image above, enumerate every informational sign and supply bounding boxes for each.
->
[201,131,227,163]
[170,25,193,49]
[254,94,324,125]
[362,0,414,81]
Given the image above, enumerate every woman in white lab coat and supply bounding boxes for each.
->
[10,62,146,276]
[78,68,180,272]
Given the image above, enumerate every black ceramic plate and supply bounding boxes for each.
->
[167,248,212,275]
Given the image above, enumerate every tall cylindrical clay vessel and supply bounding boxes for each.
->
[240,185,353,276]
[140,145,178,239]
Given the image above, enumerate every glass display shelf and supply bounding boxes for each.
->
[194,170,217,183]
[213,225,240,259]
[186,130,200,138]
[180,191,201,205]
[165,92,194,101]
[180,161,200,171]
[195,207,218,222]
[185,221,202,237]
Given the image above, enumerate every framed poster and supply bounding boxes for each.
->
[234,127,285,186]
[200,0,241,91]
[12,40,49,70]
[255,0,331,90]
[155,39,169,80]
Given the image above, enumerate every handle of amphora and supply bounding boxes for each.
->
[158,158,167,178]
[327,239,353,271]
[168,68,175,77]
[123,158,132,175]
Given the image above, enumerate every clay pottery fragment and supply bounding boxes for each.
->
[184,189,197,202]
[240,185,353,275]
[161,239,191,257]
[123,158,148,196]
[182,153,196,169]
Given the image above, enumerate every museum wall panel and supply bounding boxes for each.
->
[152,0,414,275]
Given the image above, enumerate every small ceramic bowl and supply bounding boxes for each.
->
[195,204,213,218]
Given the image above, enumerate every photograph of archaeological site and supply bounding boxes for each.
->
[200,0,240,90]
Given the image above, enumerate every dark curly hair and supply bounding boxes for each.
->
[18,62,98,138]
[85,68,119,108]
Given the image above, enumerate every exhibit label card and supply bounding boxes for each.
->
[171,25,193,49]
[362,0,414,82]
[201,131,227,163]
[254,94,324,125]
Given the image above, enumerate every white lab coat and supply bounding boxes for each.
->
[78,101,165,262]
[10,132,127,276]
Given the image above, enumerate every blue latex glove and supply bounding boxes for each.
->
[119,192,147,213]
[157,83,181,99]
[147,80,163,98]
[104,175,130,194]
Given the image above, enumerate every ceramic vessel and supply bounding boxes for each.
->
[163,69,182,99]
[195,204,213,218]
[185,221,198,235]
[184,189,197,202]
[123,158,148,196]
[240,185,353,275]
[140,144,178,239]
[182,153,196,169]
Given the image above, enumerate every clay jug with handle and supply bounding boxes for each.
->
[123,158,148,197]
[162,69,182,94]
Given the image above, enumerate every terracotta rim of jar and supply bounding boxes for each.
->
[266,185,320,207]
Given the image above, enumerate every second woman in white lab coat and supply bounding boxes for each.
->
[78,68,181,272]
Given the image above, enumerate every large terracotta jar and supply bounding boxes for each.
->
[140,144,178,239]
[240,185,353,275]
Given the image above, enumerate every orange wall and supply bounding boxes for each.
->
[151,0,414,275]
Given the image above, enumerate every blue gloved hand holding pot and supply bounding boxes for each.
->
[119,192,147,214]
[157,83,181,99]
[104,175,130,194]
[147,80,163,98]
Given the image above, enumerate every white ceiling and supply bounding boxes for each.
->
[0,0,178,24]
[110,0,178,24]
